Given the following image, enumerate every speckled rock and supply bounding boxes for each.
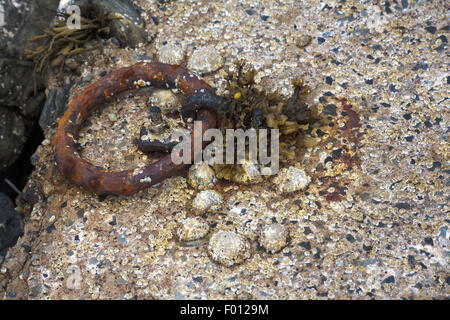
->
[177,217,210,242]
[232,160,263,185]
[1,0,448,301]
[259,223,288,253]
[187,47,224,74]
[274,167,311,193]
[158,42,185,65]
[208,231,250,267]
[187,162,218,190]
[192,190,223,214]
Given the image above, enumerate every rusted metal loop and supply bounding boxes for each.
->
[53,62,217,196]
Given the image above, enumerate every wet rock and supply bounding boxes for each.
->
[187,47,224,74]
[177,217,210,242]
[71,0,153,48]
[187,162,218,190]
[192,190,223,214]
[208,231,250,267]
[233,160,263,185]
[0,107,27,171]
[259,223,288,253]
[38,83,72,130]
[0,193,23,259]
[158,42,185,65]
[274,167,311,193]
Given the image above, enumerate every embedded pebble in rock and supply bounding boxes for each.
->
[259,223,288,253]
[177,217,210,242]
[192,190,223,214]
[187,162,217,190]
[208,231,250,267]
[233,160,263,185]
[158,42,185,65]
[274,167,311,193]
[187,47,224,74]
[149,89,180,110]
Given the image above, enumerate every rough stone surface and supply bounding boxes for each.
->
[0,0,448,300]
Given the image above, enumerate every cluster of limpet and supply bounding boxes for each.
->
[187,162,218,190]
[258,223,289,253]
[207,231,251,267]
[177,217,210,242]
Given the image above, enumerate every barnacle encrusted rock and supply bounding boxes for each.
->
[187,162,218,190]
[259,223,288,253]
[192,190,223,214]
[187,47,224,74]
[274,167,311,193]
[177,217,210,242]
[208,231,250,267]
[158,42,185,65]
[232,160,263,185]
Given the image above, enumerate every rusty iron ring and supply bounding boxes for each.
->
[53,62,218,196]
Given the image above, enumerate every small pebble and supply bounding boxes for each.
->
[192,190,223,214]
[177,217,210,241]
[259,223,288,253]
[295,35,312,48]
[274,167,311,193]
[188,162,218,190]
[159,42,185,65]
[187,47,224,74]
[208,231,251,267]
[108,113,117,122]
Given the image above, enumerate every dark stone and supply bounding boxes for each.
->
[299,241,311,250]
[322,104,337,116]
[382,275,395,284]
[74,0,151,48]
[325,76,333,85]
[317,37,325,44]
[38,83,72,130]
[424,26,437,34]
[0,193,23,258]
[407,255,415,267]
[346,234,356,242]
[0,107,27,171]
[394,202,411,210]
[424,237,434,246]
